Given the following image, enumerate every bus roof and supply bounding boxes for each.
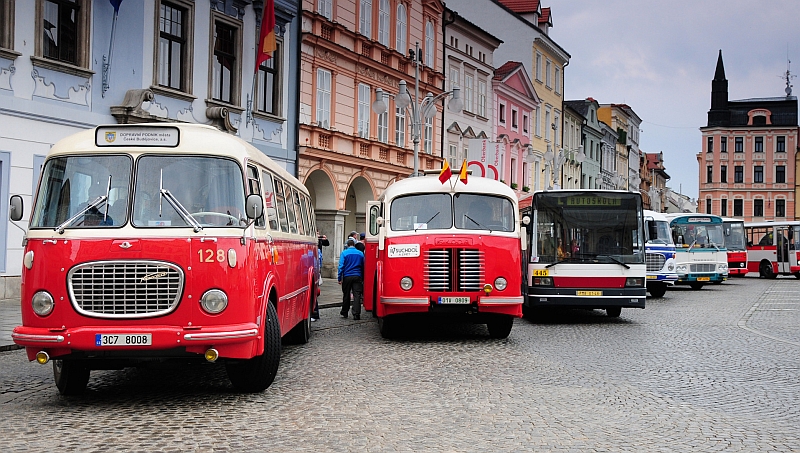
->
[664,213,723,224]
[47,123,304,194]
[643,209,669,221]
[380,174,518,204]
[744,220,800,228]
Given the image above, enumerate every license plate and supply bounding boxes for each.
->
[438,296,471,304]
[646,275,657,279]
[697,277,710,281]
[532,269,549,277]
[576,291,602,296]
[96,334,152,346]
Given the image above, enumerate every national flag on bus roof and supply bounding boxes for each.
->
[458,159,468,185]
[438,160,452,184]
[255,0,277,73]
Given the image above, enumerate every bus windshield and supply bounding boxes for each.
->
[532,192,644,264]
[31,155,132,229]
[648,220,673,245]
[132,156,246,227]
[673,223,724,248]
[389,193,514,232]
[723,222,746,251]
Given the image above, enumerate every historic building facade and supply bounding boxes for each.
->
[561,103,583,189]
[565,98,603,189]
[699,51,798,221]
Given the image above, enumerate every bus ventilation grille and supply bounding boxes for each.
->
[645,253,666,272]
[424,248,484,292]
[67,261,184,318]
[690,263,716,273]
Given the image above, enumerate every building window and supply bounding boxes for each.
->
[777,136,786,152]
[776,199,786,217]
[449,66,459,91]
[423,116,432,154]
[463,74,473,113]
[535,52,542,81]
[157,1,193,92]
[377,101,388,144]
[0,0,14,51]
[359,0,372,38]
[755,136,763,152]
[357,83,371,138]
[395,3,407,53]
[734,165,743,183]
[720,136,727,152]
[545,108,551,141]
[378,0,389,46]
[318,0,332,20]
[211,17,241,105]
[395,105,406,147]
[512,109,518,129]
[477,80,486,117]
[706,199,712,214]
[735,136,743,152]
[499,103,506,123]
[425,20,434,67]
[733,199,743,217]
[316,68,331,129]
[753,199,763,217]
[707,136,713,153]
[448,142,458,168]
[721,199,727,216]
[554,114,559,146]
[707,165,713,183]
[554,66,561,94]
[535,107,541,136]
[720,165,727,183]
[256,40,281,115]
[754,165,763,183]
[545,59,552,88]
[523,114,529,133]
[776,165,786,184]
[38,0,91,68]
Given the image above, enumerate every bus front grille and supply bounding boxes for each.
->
[690,263,716,273]
[646,253,666,272]
[424,249,484,292]
[67,261,184,318]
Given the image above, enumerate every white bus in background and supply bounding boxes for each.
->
[643,210,678,298]
[744,221,800,279]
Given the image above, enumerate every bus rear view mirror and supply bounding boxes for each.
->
[521,215,530,226]
[376,217,384,226]
[245,193,264,220]
[9,195,23,222]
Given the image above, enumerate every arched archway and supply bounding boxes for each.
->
[305,169,338,277]
[344,175,375,236]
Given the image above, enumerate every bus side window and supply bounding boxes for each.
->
[273,178,290,233]
[247,166,265,228]
[291,187,305,236]
[260,170,279,230]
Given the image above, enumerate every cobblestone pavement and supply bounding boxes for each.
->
[1,277,799,452]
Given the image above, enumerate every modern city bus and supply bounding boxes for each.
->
[525,190,646,317]
[643,210,678,298]
[721,217,748,277]
[10,123,318,394]
[362,172,526,339]
[744,220,800,278]
[664,213,728,289]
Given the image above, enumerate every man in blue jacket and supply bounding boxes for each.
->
[338,237,365,320]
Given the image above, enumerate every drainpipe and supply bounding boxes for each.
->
[293,1,302,178]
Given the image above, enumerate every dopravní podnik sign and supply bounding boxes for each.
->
[96,126,180,147]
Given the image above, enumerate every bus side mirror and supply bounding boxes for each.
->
[245,193,263,220]
[9,195,23,222]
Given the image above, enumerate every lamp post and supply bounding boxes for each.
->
[543,144,566,190]
[371,42,463,177]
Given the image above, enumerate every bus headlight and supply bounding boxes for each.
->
[200,289,228,314]
[676,264,687,273]
[718,263,728,272]
[533,277,552,286]
[494,277,508,291]
[625,278,644,287]
[400,277,413,291]
[667,263,675,271]
[32,291,54,316]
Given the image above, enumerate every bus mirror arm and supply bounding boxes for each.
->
[378,225,386,251]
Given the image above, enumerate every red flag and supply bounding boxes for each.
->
[459,159,468,185]
[438,160,452,184]
[255,0,277,73]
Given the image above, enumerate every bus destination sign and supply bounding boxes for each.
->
[561,196,622,207]
[96,126,180,147]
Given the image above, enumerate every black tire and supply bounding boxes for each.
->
[606,307,622,318]
[227,302,281,392]
[53,359,90,396]
[760,261,777,279]
[378,316,395,339]
[648,284,667,298]
[284,290,313,345]
[487,316,514,339]
[794,273,800,279]
[689,282,704,290]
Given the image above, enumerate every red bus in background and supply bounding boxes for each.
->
[744,221,800,278]
[722,217,748,276]
[362,173,527,339]
[10,124,318,394]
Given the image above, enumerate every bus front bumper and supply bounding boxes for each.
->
[526,288,646,309]
[380,295,523,317]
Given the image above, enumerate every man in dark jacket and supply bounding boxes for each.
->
[338,237,365,320]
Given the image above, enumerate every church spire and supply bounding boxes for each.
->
[714,49,726,81]
[708,49,730,127]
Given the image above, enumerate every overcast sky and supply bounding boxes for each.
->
[543,0,800,198]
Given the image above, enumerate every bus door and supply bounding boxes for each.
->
[776,226,793,273]
[363,200,382,312]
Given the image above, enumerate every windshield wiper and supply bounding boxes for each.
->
[159,170,203,232]
[545,258,573,268]
[464,214,492,233]
[415,212,440,232]
[55,176,112,234]
[597,255,630,269]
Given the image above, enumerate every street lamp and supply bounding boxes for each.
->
[372,42,463,177]
[543,144,565,190]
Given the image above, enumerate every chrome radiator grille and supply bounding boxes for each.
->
[68,261,184,318]
[646,253,666,272]
[690,263,716,273]
[424,248,484,292]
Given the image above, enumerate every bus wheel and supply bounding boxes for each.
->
[794,273,800,279]
[648,284,667,298]
[285,292,312,345]
[487,316,514,339]
[378,316,395,339]
[53,359,90,396]
[605,307,622,318]
[227,302,281,392]
[760,261,776,279]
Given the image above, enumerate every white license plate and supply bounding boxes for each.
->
[96,334,152,346]
[438,296,471,304]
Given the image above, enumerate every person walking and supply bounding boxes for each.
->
[312,230,330,321]
[338,236,365,320]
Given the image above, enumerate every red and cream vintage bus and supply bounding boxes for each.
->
[362,172,527,339]
[722,217,748,276]
[744,220,800,278]
[10,124,318,394]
